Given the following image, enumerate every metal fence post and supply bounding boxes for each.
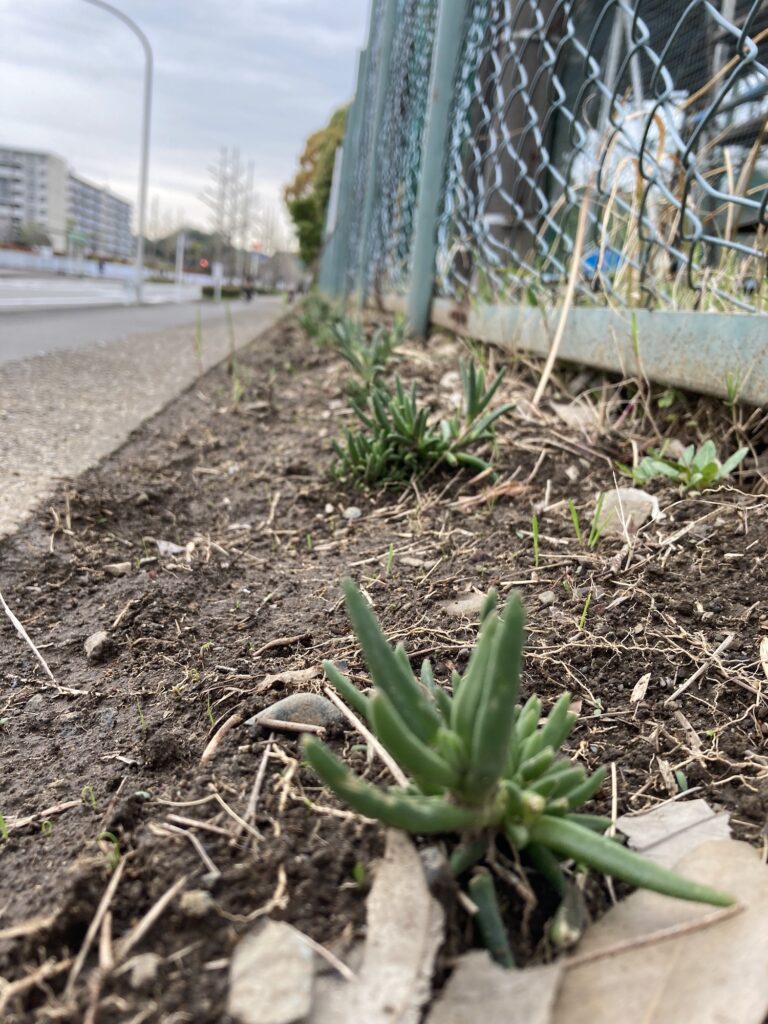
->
[320,47,368,297]
[354,0,399,303]
[406,0,470,336]
[318,144,344,293]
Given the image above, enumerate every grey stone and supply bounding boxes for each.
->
[104,561,132,576]
[598,488,662,537]
[126,952,161,990]
[538,590,557,607]
[439,592,485,619]
[343,505,362,521]
[247,693,345,732]
[228,920,314,1024]
[84,630,111,662]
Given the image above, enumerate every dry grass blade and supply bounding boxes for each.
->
[115,875,188,962]
[665,634,734,704]
[0,587,57,685]
[65,856,127,995]
[532,180,593,408]
[323,684,409,788]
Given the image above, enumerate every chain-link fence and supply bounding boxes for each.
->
[324,0,767,319]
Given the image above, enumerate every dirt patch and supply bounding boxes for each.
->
[1,315,766,1021]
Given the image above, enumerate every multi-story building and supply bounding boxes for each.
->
[0,147,69,250]
[0,145,133,258]
[68,173,133,258]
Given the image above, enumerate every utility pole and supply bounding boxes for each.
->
[82,0,153,304]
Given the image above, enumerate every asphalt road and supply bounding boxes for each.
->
[0,297,285,536]
[0,298,267,365]
[0,275,200,309]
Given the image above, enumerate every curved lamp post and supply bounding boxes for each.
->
[82,0,153,304]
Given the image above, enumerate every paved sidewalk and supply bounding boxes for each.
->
[0,298,284,536]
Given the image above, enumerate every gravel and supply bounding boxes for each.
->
[0,299,283,536]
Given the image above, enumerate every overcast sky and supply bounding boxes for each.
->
[1,0,370,245]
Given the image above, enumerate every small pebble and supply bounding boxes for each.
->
[324,503,335,515]
[104,561,132,577]
[247,693,345,732]
[343,506,362,521]
[538,590,557,607]
[180,889,215,918]
[84,630,111,663]
[127,952,161,989]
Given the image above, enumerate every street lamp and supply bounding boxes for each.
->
[82,0,152,304]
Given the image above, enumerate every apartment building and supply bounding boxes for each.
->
[68,173,133,258]
[0,146,133,258]
[0,147,69,250]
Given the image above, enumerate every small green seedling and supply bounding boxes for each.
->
[531,513,540,568]
[0,814,8,841]
[194,310,204,374]
[578,592,592,630]
[40,820,53,838]
[385,543,395,576]
[331,315,404,401]
[567,495,604,549]
[568,500,583,545]
[620,440,748,491]
[587,492,605,549]
[81,784,97,811]
[206,695,216,729]
[98,831,122,871]
[303,579,733,963]
[333,364,513,487]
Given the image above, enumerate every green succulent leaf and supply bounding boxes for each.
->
[342,579,442,743]
[529,815,734,906]
[369,692,460,791]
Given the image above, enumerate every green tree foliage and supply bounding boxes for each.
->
[284,106,347,266]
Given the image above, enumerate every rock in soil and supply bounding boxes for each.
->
[104,561,132,576]
[84,629,111,662]
[228,919,314,1024]
[598,487,662,536]
[247,693,344,732]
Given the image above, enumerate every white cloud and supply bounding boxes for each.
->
[0,0,369,236]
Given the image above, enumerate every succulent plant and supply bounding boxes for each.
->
[304,580,733,909]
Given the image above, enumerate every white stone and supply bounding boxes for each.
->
[228,920,314,1024]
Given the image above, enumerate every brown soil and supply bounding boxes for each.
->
[1,315,766,1022]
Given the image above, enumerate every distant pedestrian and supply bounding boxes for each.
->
[98,258,105,276]
[243,275,254,302]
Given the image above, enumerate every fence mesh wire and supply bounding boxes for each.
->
[334,0,768,314]
[368,0,438,294]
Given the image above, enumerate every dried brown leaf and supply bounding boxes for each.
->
[311,830,444,1024]
[425,952,562,1024]
[617,799,731,869]
[554,839,767,1024]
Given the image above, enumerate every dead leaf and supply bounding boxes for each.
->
[551,400,599,431]
[255,666,320,694]
[630,672,651,703]
[311,830,444,1024]
[554,839,768,1024]
[425,951,562,1024]
[617,799,731,870]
